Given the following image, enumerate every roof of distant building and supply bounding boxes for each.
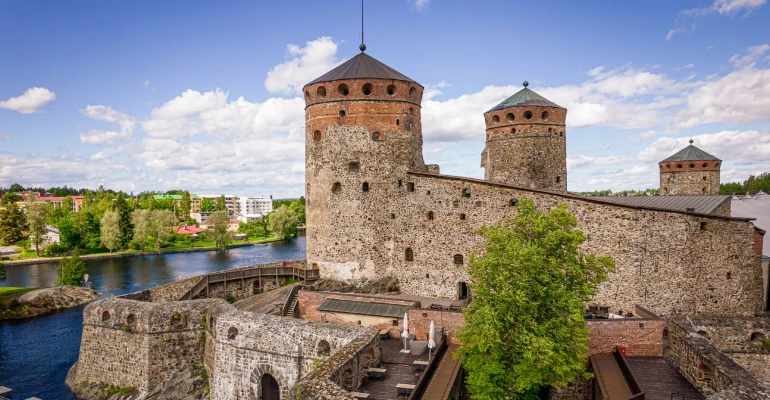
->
[307,52,418,86]
[176,226,205,235]
[487,83,563,112]
[37,196,84,201]
[317,299,414,318]
[661,140,721,162]
[153,194,183,201]
[594,195,730,215]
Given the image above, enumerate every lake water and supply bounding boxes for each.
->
[0,236,306,399]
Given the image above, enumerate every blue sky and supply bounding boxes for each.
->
[1,0,769,197]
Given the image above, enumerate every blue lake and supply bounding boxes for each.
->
[0,236,306,399]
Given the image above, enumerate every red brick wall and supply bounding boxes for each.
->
[407,309,466,345]
[587,318,665,356]
[297,291,418,337]
[755,228,765,256]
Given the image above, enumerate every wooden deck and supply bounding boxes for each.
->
[355,338,430,399]
[591,353,633,400]
[421,344,462,400]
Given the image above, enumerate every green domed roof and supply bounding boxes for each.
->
[487,86,563,112]
[661,141,721,162]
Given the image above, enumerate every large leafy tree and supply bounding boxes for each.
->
[100,210,121,253]
[55,250,87,286]
[208,210,233,251]
[131,209,151,251]
[148,210,177,251]
[113,193,134,248]
[25,193,50,256]
[0,204,27,244]
[215,195,226,211]
[268,206,298,240]
[179,191,192,220]
[200,198,216,212]
[456,199,615,399]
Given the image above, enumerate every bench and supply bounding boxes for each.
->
[412,360,429,372]
[396,383,416,396]
[350,392,370,399]
[379,329,389,340]
[365,367,387,380]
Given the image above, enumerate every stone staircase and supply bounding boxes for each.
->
[282,285,301,318]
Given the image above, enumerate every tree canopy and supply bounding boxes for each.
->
[208,210,233,251]
[55,250,87,286]
[0,204,27,245]
[456,199,615,399]
[268,206,298,240]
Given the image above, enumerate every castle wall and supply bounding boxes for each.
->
[483,105,567,192]
[311,170,764,316]
[661,169,721,196]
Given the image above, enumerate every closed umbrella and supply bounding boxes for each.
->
[428,320,436,361]
[401,312,410,353]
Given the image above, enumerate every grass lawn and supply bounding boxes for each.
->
[0,287,41,297]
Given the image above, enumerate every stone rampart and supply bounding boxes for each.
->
[666,317,770,399]
[70,297,222,394]
[311,171,763,316]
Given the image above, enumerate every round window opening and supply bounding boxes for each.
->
[304,90,310,99]
[511,128,516,134]
[677,164,683,169]
[689,164,695,169]
[541,111,549,120]
[316,86,327,97]
[362,83,373,96]
[702,163,708,168]
[337,84,349,96]
[492,115,500,123]
[339,110,346,117]
[506,113,514,122]
[524,111,533,120]
[409,87,417,97]
[386,85,397,96]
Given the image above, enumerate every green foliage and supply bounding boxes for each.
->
[456,199,614,398]
[55,250,87,286]
[179,191,192,220]
[122,325,132,332]
[113,193,134,248]
[0,203,28,244]
[200,198,216,212]
[285,277,298,286]
[269,205,299,240]
[0,259,5,278]
[226,294,236,304]
[0,192,22,205]
[131,209,151,251]
[25,193,50,256]
[106,385,135,397]
[148,210,177,251]
[215,195,226,211]
[238,220,267,239]
[208,210,233,251]
[763,339,770,352]
[288,200,306,224]
[720,172,770,195]
[100,210,121,253]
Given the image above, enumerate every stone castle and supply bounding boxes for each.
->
[304,50,765,316]
[66,48,770,400]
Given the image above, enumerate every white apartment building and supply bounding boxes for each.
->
[236,196,273,217]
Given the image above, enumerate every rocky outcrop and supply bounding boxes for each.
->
[67,363,208,400]
[0,286,100,320]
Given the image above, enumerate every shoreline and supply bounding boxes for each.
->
[3,237,285,267]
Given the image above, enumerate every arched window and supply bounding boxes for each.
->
[313,130,321,141]
[372,131,381,141]
[427,211,434,220]
[228,327,238,340]
[362,182,369,192]
[317,340,331,356]
[751,332,765,341]
[102,310,111,322]
[126,314,136,325]
[405,248,414,262]
[492,115,500,123]
[332,182,342,193]
[541,111,549,120]
[261,373,280,400]
[506,112,514,122]
[316,86,327,97]
[454,254,464,265]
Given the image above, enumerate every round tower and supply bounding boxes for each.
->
[659,140,721,195]
[481,81,567,192]
[303,49,426,280]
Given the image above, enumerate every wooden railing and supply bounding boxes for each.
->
[408,335,449,400]
[180,263,319,301]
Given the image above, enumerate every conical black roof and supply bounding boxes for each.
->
[661,141,721,162]
[306,52,418,86]
[487,86,563,112]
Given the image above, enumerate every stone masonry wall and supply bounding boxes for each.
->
[661,169,721,196]
[483,105,567,192]
[71,297,220,394]
[729,353,770,387]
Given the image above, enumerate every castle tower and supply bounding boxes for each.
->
[303,49,426,279]
[659,140,721,195]
[481,82,567,192]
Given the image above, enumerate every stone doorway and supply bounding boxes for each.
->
[261,373,280,400]
[458,282,468,300]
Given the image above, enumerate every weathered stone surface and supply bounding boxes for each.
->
[660,159,721,196]
[1,286,100,320]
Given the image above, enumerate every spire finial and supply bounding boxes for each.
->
[360,0,366,52]
[523,80,529,88]
[689,139,694,144]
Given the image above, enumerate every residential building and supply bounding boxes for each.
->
[190,193,201,213]
[236,196,272,216]
[199,195,237,214]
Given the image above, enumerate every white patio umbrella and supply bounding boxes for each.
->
[402,312,410,352]
[428,320,436,361]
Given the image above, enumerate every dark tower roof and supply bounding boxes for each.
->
[307,52,419,86]
[661,140,721,162]
[487,84,563,112]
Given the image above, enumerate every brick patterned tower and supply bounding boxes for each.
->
[659,140,722,195]
[303,50,426,280]
[481,82,567,192]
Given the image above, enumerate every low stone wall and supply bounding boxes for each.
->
[666,317,770,399]
[149,275,202,302]
[549,374,591,400]
[729,353,770,387]
[683,316,770,352]
[69,297,223,394]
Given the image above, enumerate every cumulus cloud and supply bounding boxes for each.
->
[264,37,341,94]
[0,87,56,114]
[410,0,430,11]
[667,0,766,40]
[79,105,136,145]
[729,44,770,68]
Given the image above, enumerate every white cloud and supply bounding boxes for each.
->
[410,0,430,11]
[264,37,341,95]
[144,80,150,87]
[668,0,766,40]
[0,87,56,114]
[79,105,136,145]
[729,44,770,68]
[639,130,657,138]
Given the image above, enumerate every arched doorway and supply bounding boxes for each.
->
[261,373,280,400]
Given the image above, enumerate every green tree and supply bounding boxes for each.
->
[288,200,306,224]
[456,200,615,399]
[179,191,192,220]
[55,250,87,286]
[100,210,121,253]
[0,259,6,280]
[131,209,151,251]
[215,195,226,211]
[148,210,177,251]
[113,193,134,248]
[62,195,74,213]
[8,183,24,193]
[268,206,298,240]
[0,192,22,205]
[0,204,27,244]
[208,210,233,251]
[25,193,50,256]
[200,198,216,212]
[238,220,267,239]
